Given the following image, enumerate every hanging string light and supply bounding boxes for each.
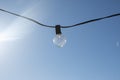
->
[0,8,120,47]
[53,25,66,47]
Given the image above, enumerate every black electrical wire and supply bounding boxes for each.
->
[0,8,120,28]
[61,13,120,28]
[0,8,55,28]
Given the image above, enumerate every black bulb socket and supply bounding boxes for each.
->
[55,25,62,35]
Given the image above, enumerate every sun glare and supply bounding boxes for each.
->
[0,7,39,41]
[0,33,19,42]
[0,7,39,56]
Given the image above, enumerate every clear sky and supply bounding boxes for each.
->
[0,0,120,80]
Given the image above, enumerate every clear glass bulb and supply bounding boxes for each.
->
[53,34,67,47]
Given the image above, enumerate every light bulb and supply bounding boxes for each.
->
[53,25,67,47]
[53,34,67,47]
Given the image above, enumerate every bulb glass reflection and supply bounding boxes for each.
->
[53,34,66,47]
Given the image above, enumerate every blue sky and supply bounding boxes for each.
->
[0,0,120,80]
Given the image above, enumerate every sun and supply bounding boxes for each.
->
[0,33,18,42]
